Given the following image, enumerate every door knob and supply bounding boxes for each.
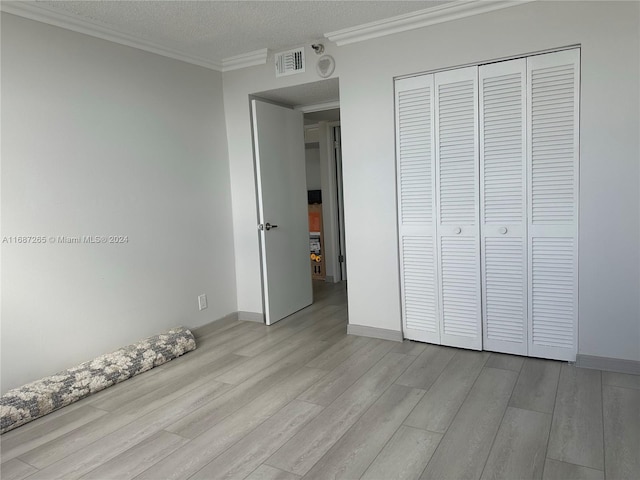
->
[454,227,462,234]
[499,227,508,234]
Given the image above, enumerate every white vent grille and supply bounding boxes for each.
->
[275,48,305,77]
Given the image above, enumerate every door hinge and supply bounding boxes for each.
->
[338,255,344,263]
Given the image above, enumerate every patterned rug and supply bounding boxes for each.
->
[0,326,196,434]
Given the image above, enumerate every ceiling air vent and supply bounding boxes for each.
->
[275,47,305,77]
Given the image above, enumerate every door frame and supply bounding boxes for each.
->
[329,122,347,281]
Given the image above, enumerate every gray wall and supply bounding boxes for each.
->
[1,13,237,392]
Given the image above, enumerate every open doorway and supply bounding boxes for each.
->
[303,109,346,284]
[251,78,346,324]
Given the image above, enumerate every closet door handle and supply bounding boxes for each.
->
[454,227,462,235]
[499,227,508,234]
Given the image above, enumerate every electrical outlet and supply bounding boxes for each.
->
[198,294,207,311]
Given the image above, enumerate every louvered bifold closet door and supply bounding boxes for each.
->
[395,75,440,343]
[527,49,580,361]
[479,59,528,355]
[435,67,482,350]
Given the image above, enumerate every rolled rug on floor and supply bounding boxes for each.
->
[0,326,196,434]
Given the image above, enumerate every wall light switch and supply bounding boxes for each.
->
[198,294,207,311]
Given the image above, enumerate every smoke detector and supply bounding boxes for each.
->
[316,55,335,78]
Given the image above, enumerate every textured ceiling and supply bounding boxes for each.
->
[31,1,450,62]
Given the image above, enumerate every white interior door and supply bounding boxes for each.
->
[395,74,440,343]
[434,66,483,350]
[479,58,528,355]
[252,99,313,325]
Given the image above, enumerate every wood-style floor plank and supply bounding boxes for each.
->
[509,358,560,414]
[480,407,551,480]
[135,367,327,480]
[165,340,330,439]
[246,465,301,480]
[79,431,189,480]
[19,369,232,470]
[485,352,525,372]
[89,352,246,411]
[266,352,415,476]
[214,326,336,385]
[602,371,640,390]
[296,340,396,406]
[603,385,640,480]
[24,380,232,479]
[0,458,38,480]
[542,459,604,480]
[360,426,442,480]
[190,400,323,480]
[404,349,490,433]
[304,334,373,371]
[395,344,456,390]
[421,367,518,480]
[302,384,424,480]
[392,340,428,356]
[0,404,108,462]
[547,365,604,471]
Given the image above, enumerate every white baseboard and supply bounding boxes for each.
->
[191,311,265,339]
[238,311,265,323]
[576,354,640,375]
[347,324,403,342]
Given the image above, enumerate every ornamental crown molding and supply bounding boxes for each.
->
[0,1,224,71]
[325,0,535,46]
[1,1,534,72]
[222,49,269,72]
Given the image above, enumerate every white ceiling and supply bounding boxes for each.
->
[304,109,341,124]
[22,0,450,66]
[255,78,340,108]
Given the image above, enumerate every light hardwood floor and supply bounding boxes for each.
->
[1,281,638,480]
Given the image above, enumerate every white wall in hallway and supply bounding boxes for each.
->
[305,147,321,191]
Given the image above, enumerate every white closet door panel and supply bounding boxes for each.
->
[530,237,576,351]
[401,235,438,337]
[396,75,440,343]
[527,49,579,361]
[480,59,528,355]
[435,66,482,350]
[483,237,527,351]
